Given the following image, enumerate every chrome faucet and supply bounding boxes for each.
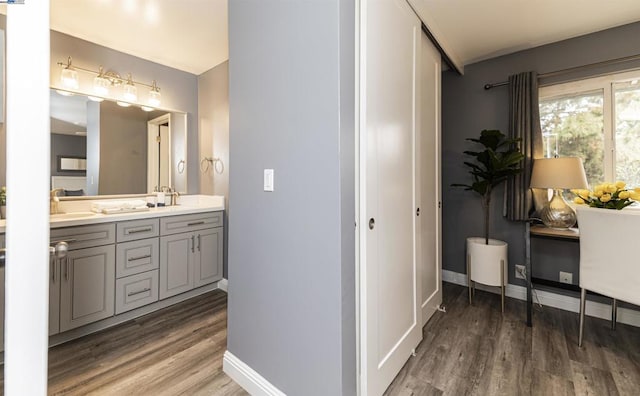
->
[50,188,65,214]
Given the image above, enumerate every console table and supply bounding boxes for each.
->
[525,224,579,326]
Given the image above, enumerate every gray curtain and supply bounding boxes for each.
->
[505,71,544,221]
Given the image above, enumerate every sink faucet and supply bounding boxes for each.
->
[160,186,179,206]
[50,188,65,215]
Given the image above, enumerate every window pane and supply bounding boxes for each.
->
[614,82,640,188]
[539,90,604,187]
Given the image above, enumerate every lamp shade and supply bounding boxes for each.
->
[530,157,589,189]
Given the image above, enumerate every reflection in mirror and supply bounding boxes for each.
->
[49,89,188,196]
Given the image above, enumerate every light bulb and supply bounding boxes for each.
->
[88,96,104,102]
[140,106,154,112]
[116,101,132,107]
[61,67,79,90]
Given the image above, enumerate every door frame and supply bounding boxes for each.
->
[5,2,51,394]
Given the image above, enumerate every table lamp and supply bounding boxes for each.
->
[530,157,589,229]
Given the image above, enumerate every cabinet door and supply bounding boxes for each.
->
[194,228,223,288]
[60,245,115,332]
[49,257,61,336]
[159,233,194,299]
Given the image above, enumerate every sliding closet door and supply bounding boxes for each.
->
[360,0,422,394]
[418,32,442,326]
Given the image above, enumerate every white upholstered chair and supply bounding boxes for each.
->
[576,206,640,346]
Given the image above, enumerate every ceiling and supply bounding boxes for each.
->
[415,0,640,70]
[2,1,638,76]
[49,0,228,75]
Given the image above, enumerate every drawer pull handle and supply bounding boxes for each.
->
[191,235,195,253]
[187,221,205,226]
[127,227,153,234]
[127,288,151,297]
[128,254,152,262]
[50,238,77,245]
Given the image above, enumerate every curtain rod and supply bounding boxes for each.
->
[483,53,640,90]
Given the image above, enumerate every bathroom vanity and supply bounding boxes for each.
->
[0,195,225,350]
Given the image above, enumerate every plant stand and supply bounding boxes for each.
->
[466,237,508,313]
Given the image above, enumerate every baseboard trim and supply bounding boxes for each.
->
[218,278,228,293]
[442,270,640,328]
[223,351,286,396]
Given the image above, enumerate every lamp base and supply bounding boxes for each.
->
[540,189,577,229]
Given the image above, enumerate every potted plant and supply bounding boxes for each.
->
[453,129,524,309]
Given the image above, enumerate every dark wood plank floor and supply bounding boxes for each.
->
[385,282,640,396]
[1,290,247,396]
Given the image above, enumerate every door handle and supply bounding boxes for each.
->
[50,256,55,283]
[416,207,420,216]
[191,235,195,253]
[369,218,375,230]
[197,234,201,252]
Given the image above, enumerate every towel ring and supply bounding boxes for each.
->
[177,160,186,174]
[200,157,224,174]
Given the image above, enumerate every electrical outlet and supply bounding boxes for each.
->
[515,265,526,280]
[559,271,573,284]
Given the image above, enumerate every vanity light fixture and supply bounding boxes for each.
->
[60,57,79,90]
[148,80,161,107]
[140,106,155,112]
[116,101,132,107]
[57,57,163,106]
[93,66,110,96]
[123,73,138,102]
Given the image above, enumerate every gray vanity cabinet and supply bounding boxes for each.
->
[59,245,116,332]
[194,227,223,288]
[159,212,223,299]
[50,223,116,334]
[115,218,160,314]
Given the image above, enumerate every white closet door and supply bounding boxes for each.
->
[360,0,422,394]
[418,32,442,326]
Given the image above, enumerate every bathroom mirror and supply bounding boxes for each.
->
[49,89,188,196]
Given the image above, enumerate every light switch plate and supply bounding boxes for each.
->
[559,271,573,284]
[264,169,274,192]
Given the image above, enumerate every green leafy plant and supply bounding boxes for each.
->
[452,130,525,244]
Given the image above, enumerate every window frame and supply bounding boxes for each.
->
[539,69,640,184]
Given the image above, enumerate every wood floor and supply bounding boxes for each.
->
[385,282,640,396]
[2,283,639,395]
[1,290,247,396]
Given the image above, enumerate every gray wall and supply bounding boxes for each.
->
[198,61,229,277]
[50,133,86,177]
[49,30,199,194]
[98,101,147,195]
[442,21,640,286]
[227,1,355,395]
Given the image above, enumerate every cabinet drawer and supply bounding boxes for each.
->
[115,270,159,315]
[51,223,115,250]
[117,218,160,242]
[116,238,159,278]
[160,212,223,236]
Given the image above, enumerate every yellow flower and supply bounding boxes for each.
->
[579,189,591,198]
[630,191,640,201]
[619,191,630,199]
[574,197,585,205]
[600,194,612,203]
[635,188,640,194]
[605,184,617,193]
[616,181,626,189]
[594,190,604,198]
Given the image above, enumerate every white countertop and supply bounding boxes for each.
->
[0,194,225,232]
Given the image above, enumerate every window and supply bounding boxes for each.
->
[539,71,640,188]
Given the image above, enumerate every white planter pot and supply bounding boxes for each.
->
[467,237,508,287]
